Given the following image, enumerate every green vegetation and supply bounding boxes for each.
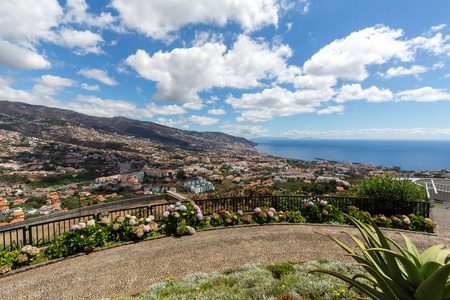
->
[311,213,450,300]
[356,173,427,216]
[273,180,338,195]
[113,260,366,300]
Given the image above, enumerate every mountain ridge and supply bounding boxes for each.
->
[0,100,257,152]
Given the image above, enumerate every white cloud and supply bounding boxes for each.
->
[284,128,450,140]
[431,24,447,32]
[0,74,75,107]
[410,33,450,55]
[188,115,219,126]
[316,105,344,115]
[57,28,104,55]
[156,116,187,127]
[226,86,334,122]
[382,65,427,79]
[0,0,63,70]
[77,68,118,86]
[432,62,444,70]
[126,34,293,102]
[219,122,269,137]
[303,25,414,82]
[182,99,205,110]
[335,84,393,103]
[142,103,187,118]
[208,108,226,115]
[64,0,116,28]
[81,83,100,91]
[0,0,63,47]
[33,75,76,94]
[112,0,280,40]
[72,95,137,117]
[396,87,450,102]
[0,39,51,70]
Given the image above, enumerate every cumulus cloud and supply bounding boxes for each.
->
[81,83,100,91]
[396,87,450,102]
[112,0,280,40]
[302,25,414,82]
[71,95,137,117]
[64,0,116,28]
[0,0,63,47]
[410,32,450,55]
[316,105,344,115]
[189,115,219,126]
[208,108,226,115]
[219,122,270,137]
[382,65,428,79]
[182,99,205,110]
[32,75,77,96]
[226,86,334,122]
[0,39,51,70]
[0,0,63,69]
[142,103,187,119]
[335,84,393,103]
[156,116,187,127]
[126,34,293,102]
[0,74,75,107]
[56,28,104,55]
[77,68,118,86]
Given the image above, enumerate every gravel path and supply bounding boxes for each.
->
[430,202,450,237]
[0,224,448,300]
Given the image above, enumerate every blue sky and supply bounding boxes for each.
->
[1,0,450,140]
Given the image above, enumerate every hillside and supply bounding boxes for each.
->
[0,100,256,152]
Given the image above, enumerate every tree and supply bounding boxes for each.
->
[356,173,427,216]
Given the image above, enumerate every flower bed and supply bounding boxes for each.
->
[0,200,437,276]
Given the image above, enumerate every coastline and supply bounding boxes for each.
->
[253,139,450,171]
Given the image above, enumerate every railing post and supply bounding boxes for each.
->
[23,226,28,246]
[28,226,33,246]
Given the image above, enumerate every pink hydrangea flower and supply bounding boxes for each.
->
[71,225,79,230]
[129,219,136,226]
[143,225,150,233]
[87,220,95,226]
[269,207,276,213]
[254,207,261,214]
[197,213,203,221]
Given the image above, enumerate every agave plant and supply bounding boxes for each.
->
[309,213,450,300]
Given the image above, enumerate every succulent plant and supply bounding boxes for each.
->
[309,213,450,300]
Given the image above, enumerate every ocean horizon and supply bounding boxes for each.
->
[253,139,450,171]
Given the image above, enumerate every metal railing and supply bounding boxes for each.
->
[0,195,430,251]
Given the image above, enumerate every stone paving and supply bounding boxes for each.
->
[430,202,450,237]
[0,223,448,300]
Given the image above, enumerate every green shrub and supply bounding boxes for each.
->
[161,202,208,235]
[285,211,305,223]
[267,262,295,279]
[311,213,450,300]
[356,173,427,216]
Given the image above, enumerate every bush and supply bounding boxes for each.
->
[160,202,208,235]
[356,173,427,216]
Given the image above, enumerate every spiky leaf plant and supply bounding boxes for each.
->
[309,213,450,300]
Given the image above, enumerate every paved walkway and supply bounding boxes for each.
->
[430,202,450,237]
[0,223,448,300]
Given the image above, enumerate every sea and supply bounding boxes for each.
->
[253,139,450,171]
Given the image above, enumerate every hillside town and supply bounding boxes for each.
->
[0,128,449,225]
